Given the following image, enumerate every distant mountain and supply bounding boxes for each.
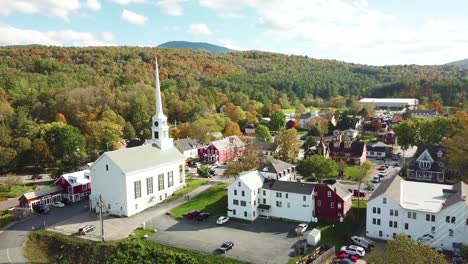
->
[157,41,236,53]
[445,58,468,67]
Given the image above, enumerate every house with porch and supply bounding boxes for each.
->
[407,145,449,183]
[328,135,367,165]
[198,136,245,164]
[19,186,63,209]
[304,138,330,160]
[55,170,91,203]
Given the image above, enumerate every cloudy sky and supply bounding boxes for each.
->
[0,0,467,65]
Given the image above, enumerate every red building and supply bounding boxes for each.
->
[55,170,91,203]
[199,136,245,164]
[19,186,63,209]
[313,181,352,221]
[378,131,397,145]
[328,135,367,165]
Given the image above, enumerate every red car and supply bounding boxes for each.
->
[336,252,358,263]
[352,190,367,197]
[186,210,200,219]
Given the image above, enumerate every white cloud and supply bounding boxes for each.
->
[162,25,170,31]
[111,0,147,4]
[101,31,115,42]
[188,23,211,35]
[198,0,468,65]
[0,24,114,46]
[0,0,81,21]
[156,0,183,16]
[217,38,242,50]
[86,0,101,11]
[121,9,148,25]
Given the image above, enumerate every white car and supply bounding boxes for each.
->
[51,202,65,208]
[378,170,387,177]
[351,236,375,250]
[296,223,308,234]
[340,245,365,257]
[216,216,230,225]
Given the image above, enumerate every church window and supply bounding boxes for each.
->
[179,165,184,183]
[154,121,159,127]
[106,164,108,171]
[168,171,174,187]
[134,180,141,199]
[158,173,164,191]
[147,177,153,195]
[154,131,159,139]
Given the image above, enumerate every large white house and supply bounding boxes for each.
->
[89,59,186,217]
[366,175,468,251]
[227,171,315,222]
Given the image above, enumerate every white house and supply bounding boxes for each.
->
[408,109,439,119]
[299,110,319,129]
[89,59,186,217]
[366,175,468,251]
[227,171,315,222]
[366,142,390,159]
[258,159,296,181]
[333,129,359,141]
[174,138,205,159]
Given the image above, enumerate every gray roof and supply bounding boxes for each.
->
[211,136,245,151]
[21,186,63,200]
[254,140,274,151]
[300,113,312,119]
[263,179,315,194]
[174,138,205,152]
[368,175,402,203]
[100,144,185,174]
[408,109,437,115]
[259,159,294,174]
[329,182,352,200]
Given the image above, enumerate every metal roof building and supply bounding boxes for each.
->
[359,98,418,109]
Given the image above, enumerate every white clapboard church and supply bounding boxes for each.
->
[89,59,186,217]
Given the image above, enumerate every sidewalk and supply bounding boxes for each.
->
[49,181,217,241]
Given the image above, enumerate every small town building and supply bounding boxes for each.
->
[328,135,367,165]
[333,129,359,141]
[19,186,63,209]
[198,136,245,164]
[407,109,438,119]
[359,98,419,109]
[89,60,186,217]
[378,131,397,145]
[366,142,391,159]
[304,139,330,160]
[312,180,352,221]
[366,175,468,251]
[243,124,256,137]
[258,159,296,181]
[55,170,91,203]
[174,138,206,159]
[299,110,319,129]
[407,145,448,183]
[254,140,276,160]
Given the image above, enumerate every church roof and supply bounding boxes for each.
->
[101,144,185,174]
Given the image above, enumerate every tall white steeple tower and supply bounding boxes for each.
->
[150,58,173,150]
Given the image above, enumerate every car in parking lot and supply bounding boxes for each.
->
[348,189,366,197]
[377,166,387,171]
[393,162,400,167]
[378,170,387,177]
[51,201,65,207]
[196,212,210,221]
[340,245,365,257]
[218,241,234,253]
[186,210,201,219]
[216,216,230,225]
[296,223,308,234]
[78,225,96,235]
[371,176,380,183]
[336,252,358,263]
[350,236,375,251]
[32,204,50,214]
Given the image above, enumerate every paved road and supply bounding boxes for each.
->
[0,201,89,264]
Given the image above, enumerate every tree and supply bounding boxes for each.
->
[367,234,448,264]
[55,113,67,123]
[444,126,468,180]
[393,119,417,165]
[123,121,136,139]
[0,175,21,191]
[351,161,372,209]
[85,120,124,157]
[256,124,272,143]
[274,128,300,163]
[0,147,17,172]
[270,111,286,131]
[302,136,317,150]
[223,144,262,177]
[295,104,306,119]
[297,155,338,181]
[223,121,243,138]
[30,138,51,168]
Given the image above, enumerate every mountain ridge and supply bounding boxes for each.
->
[157,41,236,53]
[445,58,468,67]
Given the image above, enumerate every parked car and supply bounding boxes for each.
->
[218,241,234,253]
[216,216,230,225]
[78,225,96,235]
[393,162,400,167]
[186,210,200,219]
[337,252,358,263]
[196,212,210,221]
[378,170,387,177]
[417,234,434,243]
[351,190,367,197]
[30,174,43,180]
[377,166,387,171]
[350,236,375,251]
[296,223,309,234]
[371,176,380,183]
[51,202,65,208]
[32,204,50,214]
[340,245,365,257]
[332,259,355,264]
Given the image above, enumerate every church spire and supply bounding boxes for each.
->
[149,58,173,150]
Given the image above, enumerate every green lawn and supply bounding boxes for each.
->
[0,211,15,228]
[169,183,228,218]
[281,108,296,114]
[132,228,156,240]
[343,166,360,179]
[0,182,37,198]
[164,178,209,203]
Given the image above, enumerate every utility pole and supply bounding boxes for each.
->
[98,195,105,242]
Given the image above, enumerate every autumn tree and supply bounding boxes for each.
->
[297,155,338,181]
[270,110,286,131]
[55,113,67,123]
[256,124,272,143]
[85,120,124,157]
[274,128,300,163]
[444,126,468,181]
[295,104,306,119]
[223,121,243,138]
[30,138,52,167]
[223,144,261,177]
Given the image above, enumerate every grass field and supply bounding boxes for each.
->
[344,166,361,179]
[0,182,36,198]
[164,178,209,203]
[0,211,15,228]
[169,183,228,218]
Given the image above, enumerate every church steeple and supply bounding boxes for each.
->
[149,58,173,150]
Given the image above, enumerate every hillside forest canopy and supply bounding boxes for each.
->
[0,46,467,174]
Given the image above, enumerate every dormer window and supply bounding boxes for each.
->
[419,161,431,170]
[437,150,443,158]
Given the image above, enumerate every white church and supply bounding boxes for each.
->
[89,59,186,217]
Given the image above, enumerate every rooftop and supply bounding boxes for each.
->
[359,98,418,103]
[60,170,91,187]
[263,179,315,194]
[238,171,264,190]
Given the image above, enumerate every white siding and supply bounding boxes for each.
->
[261,189,314,222]
[227,178,258,221]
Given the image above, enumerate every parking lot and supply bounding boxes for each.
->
[148,214,301,264]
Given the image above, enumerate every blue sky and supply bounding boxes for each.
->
[0,0,467,65]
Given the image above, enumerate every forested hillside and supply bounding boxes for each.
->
[0,46,466,173]
[158,41,235,53]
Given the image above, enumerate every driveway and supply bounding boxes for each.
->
[149,215,300,264]
[0,201,90,264]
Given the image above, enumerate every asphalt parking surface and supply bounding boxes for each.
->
[149,215,301,264]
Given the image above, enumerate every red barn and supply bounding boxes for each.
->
[55,170,91,203]
[313,181,352,221]
[198,136,245,164]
